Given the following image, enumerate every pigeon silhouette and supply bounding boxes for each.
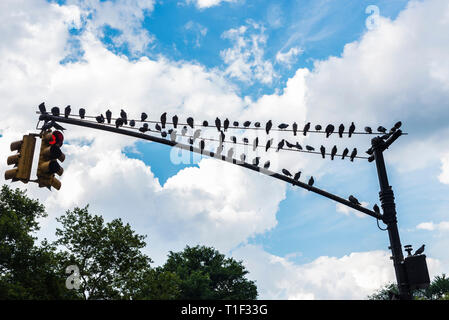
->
[170,130,177,142]
[254,122,261,128]
[120,109,128,125]
[79,108,86,119]
[231,136,237,143]
[215,117,221,131]
[187,117,194,129]
[308,176,314,187]
[350,148,358,162]
[414,244,425,256]
[325,124,335,138]
[266,138,273,152]
[220,131,225,144]
[320,145,326,158]
[377,126,387,133]
[293,171,301,181]
[243,121,251,127]
[315,124,322,131]
[115,117,124,128]
[202,120,209,127]
[348,122,355,138]
[224,118,230,131]
[277,139,285,152]
[263,160,270,169]
[200,139,205,154]
[39,102,47,114]
[373,204,380,214]
[227,148,234,159]
[242,137,249,144]
[306,145,315,151]
[341,148,349,160]
[193,129,201,141]
[295,142,303,150]
[282,169,292,177]
[181,126,188,136]
[252,157,260,166]
[64,105,71,118]
[338,124,344,138]
[106,109,112,124]
[139,123,149,133]
[172,115,178,128]
[216,144,223,156]
[349,195,361,205]
[96,114,105,123]
[292,122,298,136]
[365,126,372,134]
[240,153,246,162]
[394,121,402,130]
[303,122,310,136]
[141,112,148,122]
[51,107,60,116]
[160,113,167,128]
[278,123,289,130]
[285,140,294,148]
[253,137,259,151]
[266,120,272,135]
[233,121,239,126]
[331,145,337,160]
[155,123,162,131]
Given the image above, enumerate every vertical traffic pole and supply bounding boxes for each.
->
[371,136,411,300]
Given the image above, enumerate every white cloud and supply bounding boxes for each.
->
[439,153,449,184]
[275,47,303,68]
[417,221,449,232]
[221,21,276,84]
[187,0,237,9]
[336,201,369,218]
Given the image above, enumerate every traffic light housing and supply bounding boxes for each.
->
[4,134,37,183]
[37,130,65,190]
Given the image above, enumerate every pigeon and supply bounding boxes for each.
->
[350,148,357,162]
[79,108,86,119]
[189,137,194,144]
[320,145,326,158]
[120,109,128,125]
[233,121,239,127]
[39,102,47,114]
[155,123,162,131]
[231,136,237,143]
[349,195,361,205]
[104,109,112,124]
[181,126,188,136]
[216,144,223,156]
[306,145,315,151]
[139,123,149,133]
[266,138,273,151]
[414,244,425,256]
[252,157,260,166]
[266,120,272,135]
[308,176,314,187]
[187,117,194,129]
[51,107,60,116]
[243,137,249,144]
[161,131,167,138]
[292,122,298,136]
[224,118,230,131]
[277,139,285,152]
[220,131,225,144]
[215,117,221,131]
[170,130,177,142]
[303,122,310,136]
[325,124,335,138]
[115,117,124,128]
[141,112,148,122]
[172,115,178,128]
[227,148,234,159]
[282,169,292,177]
[199,139,205,154]
[160,112,167,128]
[373,204,380,214]
[295,142,303,150]
[285,140,294,148]
[365,126,372,134]
[278,123,289,130]
[193,129,201,141]
[377,126,387,133]
[341,148,349,160]
[41,120,65,131]
[338,124,344,138]
[96,114,105,123]
[243,121,251,127]
[253,137,259,151]
[263,160,270,169]
[254,122,261,128]
[331,145,337,160]
[240,153,246,162]
[293,171,301,181]
[348,122,355,138]
[315,124,322,131]
[394,121,402,130]
[202,120,209,127]
[64,105,71,118]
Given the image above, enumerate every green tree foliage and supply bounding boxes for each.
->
[368,274,449,300]
[162,245,258,300]
[0,185,76,299]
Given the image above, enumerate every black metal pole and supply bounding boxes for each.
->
[371,134,411,300]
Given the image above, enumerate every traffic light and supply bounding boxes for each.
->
[37,130,65,190]
[4,134,37,183]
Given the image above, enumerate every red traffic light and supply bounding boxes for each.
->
[49,131,64,147]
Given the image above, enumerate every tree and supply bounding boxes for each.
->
[161,245,258,300]
[0,185,77,299]
[54,206,153,299]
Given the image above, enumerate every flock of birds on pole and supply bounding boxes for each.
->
[38,103,403,211]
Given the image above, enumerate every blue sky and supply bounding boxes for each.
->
[1,0,449,299]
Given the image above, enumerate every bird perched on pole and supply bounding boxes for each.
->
[215,117,221,131]
[293,171,301,181]
[303,122,310,136]
[155,123,162,131]
[350,148,357,162]
[120,109,128,125]
[231,136,237,144]
[227,148,234,159]
[377,126,387,133]
[282,169,292,177]
[243,120,251,128]
[141,112,148,122]
[139,123,149,133]
[331,145,337,160]
[233,121,239,127]
[277,139,285,152]
[224,118,230,131]
[341,147,349,160]
[306,145,315,152]
[315,124,322,131]
[39,102,47,114]
[349,195,361,206]
[51,107,60,116]
[285,140,294,148]
[278,123,289,130]
[365,126,372,134]
[266,138,273,152]
[253,137,259,151]
[187,117,194,129]
[308,176,314,187]
[172,115,178,128]
[266,120,272,135]
[348,122,355,138]
[64,105,71,118]
[105,109,112,124]
[96,114,105,123]
[263,160,270,169]
[115,117,124,129]
[160,112,167,129]
[79,108,86,119]
[199,139,205,154]
[325,124,334,138]
[320,145,326,158]
[414,244,425,256]
[292,122,298,136]
[254,122,261,128]
[252,157,260,166]
[240,153,246,162]
[373,204,380,214]
[338,124,344,138]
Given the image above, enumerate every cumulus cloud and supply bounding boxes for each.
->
[417,221,449,232]
[186,0,237,9]
[275,47,303,68]
[438,153,449,185]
